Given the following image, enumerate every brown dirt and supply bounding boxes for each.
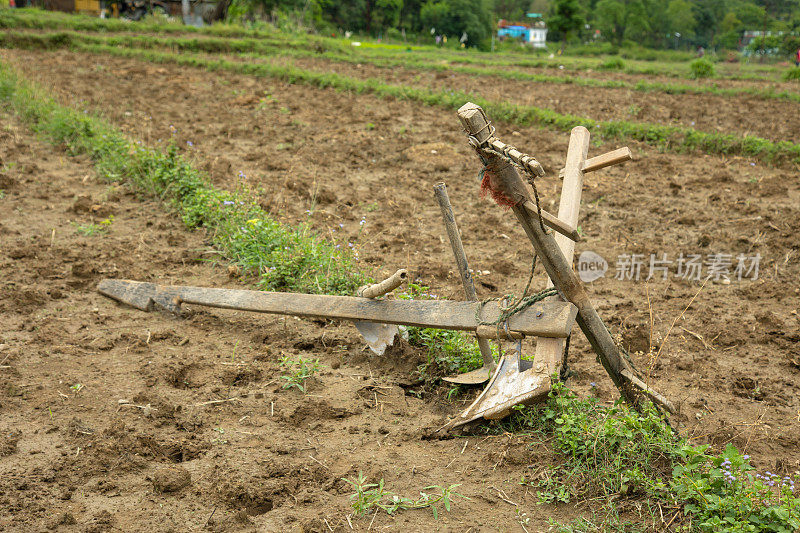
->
[1,47,799,531]
[278,55,800,143]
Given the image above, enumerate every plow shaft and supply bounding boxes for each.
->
[97,279,577,338]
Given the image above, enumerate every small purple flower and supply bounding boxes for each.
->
[222,200,235,206]
[238,171,247,179]
[187,141,194,147]
[590,382,597,387]
[743,455,749,460]
[338,223,344,228]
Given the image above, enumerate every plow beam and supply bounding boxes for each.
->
[97,279,578,338]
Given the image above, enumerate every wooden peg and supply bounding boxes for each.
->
[558,146,632,178]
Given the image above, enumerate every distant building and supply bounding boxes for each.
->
[497,18,548,48]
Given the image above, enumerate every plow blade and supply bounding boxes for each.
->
[97,279,578,338]
[442,353,552,430]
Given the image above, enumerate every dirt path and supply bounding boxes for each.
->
[2,47,800,530]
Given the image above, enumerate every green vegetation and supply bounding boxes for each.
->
[1,9,795,84]
[208,0,800,57]
[690,57,716,79]
[4,31,799,166]
[72,215,114,236]
[397,283,487,378]
[278,355,320,392]
[343,471,468,518]
[18,28,799,104]
[598,56,626,70]
[0,61,367,296]
[4,14,800,531]
[511,382,800,531]
[783,67,800,81]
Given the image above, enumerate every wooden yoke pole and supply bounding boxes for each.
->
[534,127,590,381]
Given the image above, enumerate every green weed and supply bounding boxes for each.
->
[73,215,114,236]
[672,444,800,532]
[599,56,625,70]
[278,355,319,392]
[690,58,716,79]
[783,67,800,81]
[343,471,468,518]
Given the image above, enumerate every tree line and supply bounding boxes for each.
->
[223,0,800,51]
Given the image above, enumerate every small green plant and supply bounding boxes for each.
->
[211,427,228,444]
[690,57,715,79]
[599,56,625,70]
[73,215,114,236]
[279,355,319,392]
[365,122,375,130]
[343,471,468,518]
[783,67,800,81]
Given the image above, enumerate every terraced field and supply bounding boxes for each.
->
[1,9,799,532]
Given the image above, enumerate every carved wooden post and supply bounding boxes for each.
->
[534,127,590,381]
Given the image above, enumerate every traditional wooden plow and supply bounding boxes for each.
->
[97,102,672,430]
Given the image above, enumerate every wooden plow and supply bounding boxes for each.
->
[96,102,673,431]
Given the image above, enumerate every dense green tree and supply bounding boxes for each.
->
[398,0,423,31]
[547,0,585,49]
[594,0,625,46]
[228,0,800,52]
[721,10,743,32]
[374,0,404,29]
[666,0,696,39]
[734,2,766,27]
[419,0,493,46]
[494,0,532,20]
[594,0,650,47]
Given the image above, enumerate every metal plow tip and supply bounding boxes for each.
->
[441,352,552,431]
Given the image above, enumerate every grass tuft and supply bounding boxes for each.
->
[783,67,800,81]
[690,58,716,79]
